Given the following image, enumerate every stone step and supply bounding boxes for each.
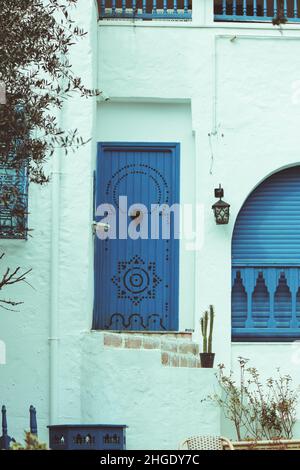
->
[103,332,201,368]
[161,352,201,369]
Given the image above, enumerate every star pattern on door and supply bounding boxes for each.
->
[111,255,162,306]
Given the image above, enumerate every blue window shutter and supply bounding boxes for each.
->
[233,167,300,266]
[232,167,300,340]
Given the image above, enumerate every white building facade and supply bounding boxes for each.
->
[1,0,300,449]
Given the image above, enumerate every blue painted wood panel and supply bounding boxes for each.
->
[233,166,300,266]
[93,143,180,331]
[232,166,300,341]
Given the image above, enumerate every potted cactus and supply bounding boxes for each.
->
[200,305,215,368]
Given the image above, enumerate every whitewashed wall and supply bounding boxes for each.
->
[81,332,220,450]
[98,20,300,436]
[0,0,99,443]
[1,0,300,447]
[97,101,196,332]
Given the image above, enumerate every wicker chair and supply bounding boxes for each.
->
[179,435,234,450]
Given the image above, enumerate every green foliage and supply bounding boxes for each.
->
[200,305,214,353]
[0,0,99,184]
[205,358,299,442]
[11,432,47,450]
[0,1,99,308]
[208,305,214,354]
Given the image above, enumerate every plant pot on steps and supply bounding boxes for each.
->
[200,353,215,368]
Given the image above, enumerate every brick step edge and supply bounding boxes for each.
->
[103,332,199,357]
[162,352,201,368]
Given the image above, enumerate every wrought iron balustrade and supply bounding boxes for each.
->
[0,160,28,239]
[98,0,192,20]
[215,1,300,23]
[232,266,300,340]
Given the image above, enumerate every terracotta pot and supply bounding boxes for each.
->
[200,352,215,368]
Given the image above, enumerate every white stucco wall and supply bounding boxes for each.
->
[98,18,300,439]
[81,332,220,450]
[97,101,196,332]
[2,0,300,448]
[98,21,300,363]
[0,0,99,443]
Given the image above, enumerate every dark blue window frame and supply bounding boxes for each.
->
[0,160,28,240]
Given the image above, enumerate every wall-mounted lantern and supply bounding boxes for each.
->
[212,185,230,225]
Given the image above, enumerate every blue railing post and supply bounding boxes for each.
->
[253,0,257,16]
[184,0,188,15]
[100,0,105,18]
[0,406,14,450]
[295,0,298,18]
[243,0,247,16]
[153,0,157,15]
[233,0,237,16]
[222,0,226,15]
[122,0,126,16]
[173,0,178,15]
[263,0,267,17]
[163,0,168,14]
[29,405,37,436]
[112,0,116,16]
[274,0,278,17]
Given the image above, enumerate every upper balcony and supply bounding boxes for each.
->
[98,1,192,21]
[98,1,300,24]
[215,1,300,23]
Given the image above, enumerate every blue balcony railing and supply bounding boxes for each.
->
[232,266,300,341]
[98,1,192,20]
[215,1,300,23]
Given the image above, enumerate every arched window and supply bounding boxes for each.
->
[232,166,300,341]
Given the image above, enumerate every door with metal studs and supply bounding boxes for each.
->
[93,142,180,331]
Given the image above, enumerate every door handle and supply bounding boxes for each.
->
[92,221,110,235]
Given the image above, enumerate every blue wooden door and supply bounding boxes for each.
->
[93,143,180,331]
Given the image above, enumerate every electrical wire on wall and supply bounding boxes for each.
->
[208,131,217,175]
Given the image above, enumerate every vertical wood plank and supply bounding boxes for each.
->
[244,268,255,328]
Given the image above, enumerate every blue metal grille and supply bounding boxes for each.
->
[0,161,28,239]
[98,0,192,20]
[215,0,300,23]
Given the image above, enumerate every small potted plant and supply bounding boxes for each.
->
[200,305,215,368]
